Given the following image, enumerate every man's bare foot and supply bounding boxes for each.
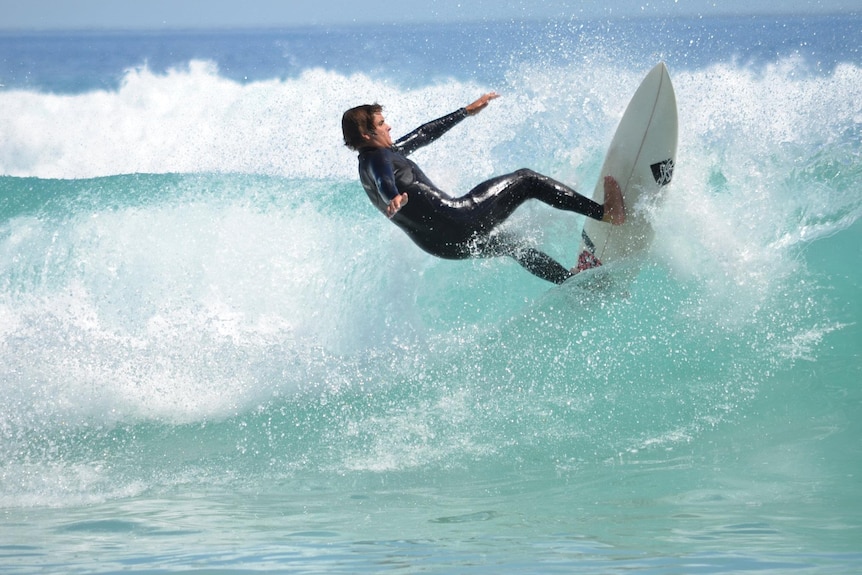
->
[601,176,626,225]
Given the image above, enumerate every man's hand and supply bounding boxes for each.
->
[465,92,500,115]
[386,192,408,218]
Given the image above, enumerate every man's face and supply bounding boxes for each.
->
[365,112,393,148]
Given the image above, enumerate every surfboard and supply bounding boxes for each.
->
[574,62,678,275]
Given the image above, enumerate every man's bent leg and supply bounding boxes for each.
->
[483,232,572,285]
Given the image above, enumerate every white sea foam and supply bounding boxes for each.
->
[1,57,858,183]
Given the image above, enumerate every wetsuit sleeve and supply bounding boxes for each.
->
[394,108,469,156]
[366,149,400,203]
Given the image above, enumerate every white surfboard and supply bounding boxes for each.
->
[574,62,678,274]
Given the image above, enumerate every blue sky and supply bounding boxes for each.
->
[0,0,857,29]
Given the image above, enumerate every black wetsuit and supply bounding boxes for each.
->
[357,108,606,284]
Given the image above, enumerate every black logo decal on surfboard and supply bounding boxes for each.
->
[651,159,674,186]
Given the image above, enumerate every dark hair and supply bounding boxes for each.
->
[342,103,383,151]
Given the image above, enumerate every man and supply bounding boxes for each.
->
[341,93,624,284]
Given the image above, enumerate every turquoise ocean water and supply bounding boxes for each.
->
[1,15,861,573]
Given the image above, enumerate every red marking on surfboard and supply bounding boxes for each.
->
[574,250,602,273]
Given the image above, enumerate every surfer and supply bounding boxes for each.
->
[341,93,625,284]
